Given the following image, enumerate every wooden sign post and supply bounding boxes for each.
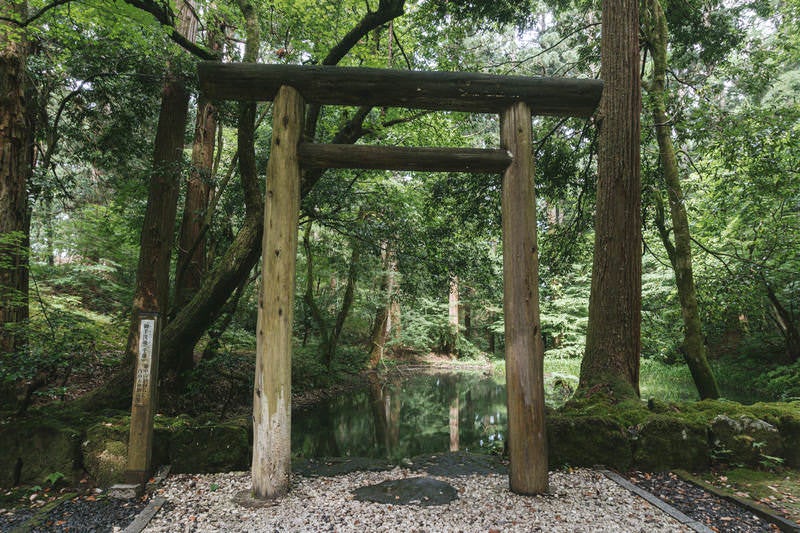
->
[126,311,161,486]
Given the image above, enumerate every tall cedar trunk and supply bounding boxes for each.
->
[123,0,195,372]
[171,93,215,369]
[81,1,405,409]
[579,0,642,399]
[174,29,221,312]
[644,0,720,399]
[0,1,31,361]
[172,21,220,373]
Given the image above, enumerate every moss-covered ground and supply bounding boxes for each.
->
[686,467,800,525]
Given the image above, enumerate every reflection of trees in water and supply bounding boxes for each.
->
[293,371,509,459]
[368,372,401,458]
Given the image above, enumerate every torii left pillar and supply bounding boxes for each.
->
[251,85,304,499]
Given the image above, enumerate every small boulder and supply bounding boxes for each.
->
[711,414,781,467]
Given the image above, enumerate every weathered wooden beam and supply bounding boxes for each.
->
[298,143,512,173]
[501,101,548,495]
[198,63,603,117]
[251,85,303,499]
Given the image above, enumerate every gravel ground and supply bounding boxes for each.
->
[143,468,692,532]
[0,492,148,532]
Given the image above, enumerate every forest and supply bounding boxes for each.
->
[1,0,800,511]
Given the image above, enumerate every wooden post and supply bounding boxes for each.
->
[251,85,304,499]
[126,312,161,485]
[500,102,548,495]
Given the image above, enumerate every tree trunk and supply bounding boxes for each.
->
[174,32,221,313]
[0,1,31,360]
[123,0,195,375]
[644,0,720,399]
[446,276,459,354]
[764,282,800,363]
[579,0,642,400]
[368,243,395,368]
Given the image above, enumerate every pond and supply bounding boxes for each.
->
[292,371,508,461]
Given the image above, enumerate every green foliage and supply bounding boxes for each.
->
[389,297,455,354]
[43,471,65,487]
[754,361,800,402]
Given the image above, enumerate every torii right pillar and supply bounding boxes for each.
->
[500,101,548,495]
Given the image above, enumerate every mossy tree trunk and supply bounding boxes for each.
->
[579,0,642,400]
[644,0,720,400]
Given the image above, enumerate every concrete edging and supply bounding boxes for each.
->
[122,496,166,533]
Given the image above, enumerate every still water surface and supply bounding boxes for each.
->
[292,372,507,460]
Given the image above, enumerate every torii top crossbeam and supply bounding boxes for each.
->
[198,62,602,117]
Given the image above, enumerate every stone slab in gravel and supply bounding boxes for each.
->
[142,468,693,532]
[352,476,458,506]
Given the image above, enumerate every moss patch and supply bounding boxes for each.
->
[0,415,82,486]
[170,422,250,473]
[547,415,632,470]
[633,416,710,471]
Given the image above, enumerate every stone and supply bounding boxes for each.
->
[710,414,781,466]
[0,415,81,486]
[108,483,143,499]
[352,476,458,506]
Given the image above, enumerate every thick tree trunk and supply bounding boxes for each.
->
[0,2,31,360]
[123,0,195,374]
[644,0,720,400]
[175,73,219,308]
[579,0,642,400]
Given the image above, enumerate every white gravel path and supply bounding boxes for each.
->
[142,468,692,532]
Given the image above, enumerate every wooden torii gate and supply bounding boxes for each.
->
[198,63,602,499]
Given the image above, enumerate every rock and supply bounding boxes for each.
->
[352,476,458,506]
[82,417,169,487]
[710,414,781,466]
[0,415,82,486]
[777,414,800,467]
